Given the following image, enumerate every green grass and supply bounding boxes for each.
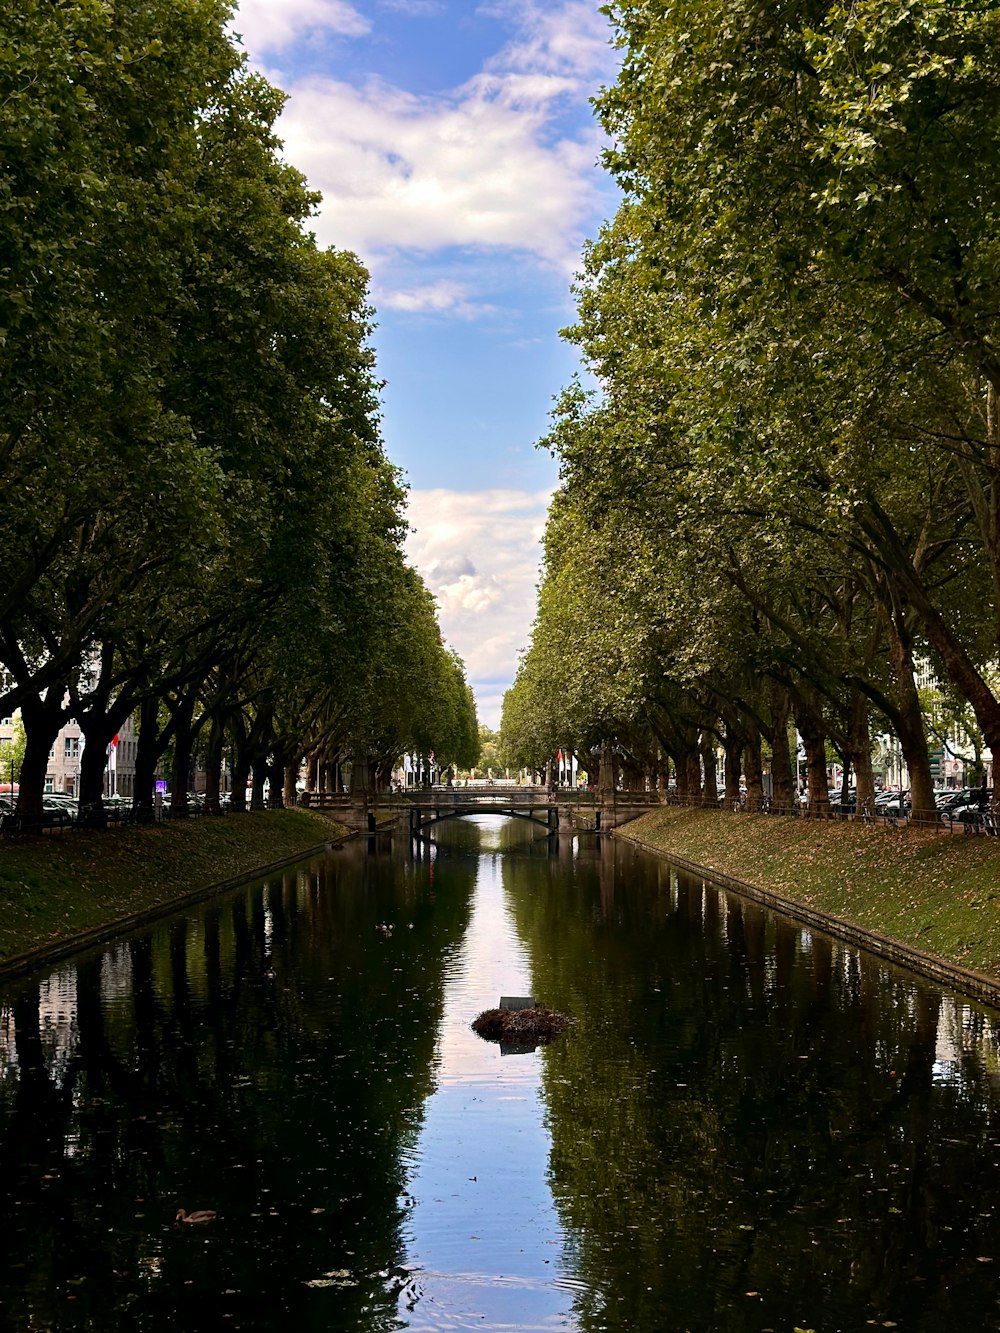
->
[0,809,344,963]
[620,806,1000,979]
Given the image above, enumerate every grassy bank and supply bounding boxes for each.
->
[0,809,345,964]
[618,806,1000,980]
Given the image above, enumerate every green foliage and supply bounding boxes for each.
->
[0,0,474,808]
[511,0,1000,790]
[0,717,25,786]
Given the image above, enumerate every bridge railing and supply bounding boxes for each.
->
[300,787,664,810]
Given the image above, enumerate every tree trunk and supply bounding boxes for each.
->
[887,622,937,823]
[77,735,110,827]
[77,687,137,823]
[655,750,670,800]
[700,731,718,805]
[169,691,198,818]
[250,759,268,811]
[847,689,876,815]
[743,722,764,812]
[797,709,830,818]
[861,499,1000,767]
[722,724,744,810]
[267,756,285,809]
[230,747,250,812]
[202,713,225,815]
[16,690,68,818]
[283,761,298,807]
[765,684,794,813]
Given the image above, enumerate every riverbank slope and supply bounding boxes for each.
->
[0,809,344,965]
[618,806,1000,984]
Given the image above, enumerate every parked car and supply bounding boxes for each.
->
[951,788,994,824]
[43,793,78,810]
[41,797,75,825]
[875,790,910,815]
[938,787,977,816]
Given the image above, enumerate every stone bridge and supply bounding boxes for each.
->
[300,785,661,834]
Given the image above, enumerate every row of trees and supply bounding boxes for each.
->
[1,0,477,823]
[503,0,1000,821]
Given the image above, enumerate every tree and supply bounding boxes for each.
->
[593,0,1000,776]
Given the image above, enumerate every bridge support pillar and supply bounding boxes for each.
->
[409,807,423,838]
[333,797,370,831]
[558,805,575,833]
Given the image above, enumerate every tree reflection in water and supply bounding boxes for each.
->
[504,834,1000,1332]
[0,839,476,1332]
[3,824,1000,1332]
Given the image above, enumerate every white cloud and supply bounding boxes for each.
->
[231,0,370,52]
[405,488,552,726]
[380,0,445,13]
[481,0,617,81]
[377,279,498,319]
[274,71,602,269]
[231,0,617,293]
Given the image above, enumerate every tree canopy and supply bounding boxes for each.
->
[0,0,476,820]
[504,0,1000,815]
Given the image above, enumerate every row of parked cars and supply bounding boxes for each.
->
[827,789,909,815]
[0,792,80,829]
[936,787,996,824]
[0,791,225,830]
[827,786,995,823]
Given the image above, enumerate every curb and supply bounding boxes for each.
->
[615,829,1000,1011]
[0,836,350,985]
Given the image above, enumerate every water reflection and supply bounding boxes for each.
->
[0,836,476,1331]
[504,836,1000,1332]
[3,821,1000,1331]
[399,817,573,1331]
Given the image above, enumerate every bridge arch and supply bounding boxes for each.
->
[409,804,556,834]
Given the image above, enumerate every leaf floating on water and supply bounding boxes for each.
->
[304,1270,358,1288]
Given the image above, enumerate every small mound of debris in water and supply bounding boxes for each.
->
[471,1007,573,1044]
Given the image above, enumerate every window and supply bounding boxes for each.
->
[64,737,80,759]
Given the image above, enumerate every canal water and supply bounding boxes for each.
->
[2,816,1000,1332]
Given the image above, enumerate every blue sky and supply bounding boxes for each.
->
[231,0,619,726]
